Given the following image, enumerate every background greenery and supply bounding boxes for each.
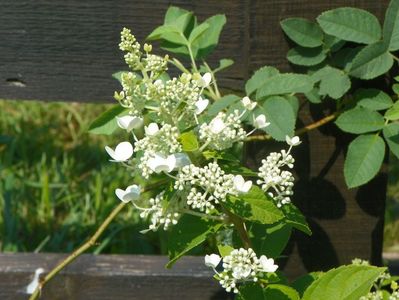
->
[0,99,398,254]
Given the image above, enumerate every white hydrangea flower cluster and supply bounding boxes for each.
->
[134,123,182,178]
[199,110,246,150]
[204,248,278,293]
[257,136,301,208]
[175,162,236,213]
[135,192,180,232]
[257,150,295,207]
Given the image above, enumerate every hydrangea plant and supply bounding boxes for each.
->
[28,2,399,300]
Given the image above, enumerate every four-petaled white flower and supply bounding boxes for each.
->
[233,175,252,194]
[195,97,209,115]
[115,184,141,203]
[286,135,301,146]
[197,72,212,88]
[253,114,270,129]
[105,141,133,162]
[204,254,221,268]
[116,115,143,132]
[209,117,226,134]
[241,96,256,111]
[259,255,278,273]
[145,123,159,136]
[147,153,177,173]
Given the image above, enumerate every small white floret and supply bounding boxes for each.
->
[197,72,212,87]
[241,96,256,111]
[145,123,159,136]
[286,135,301,146]
[195,97,209,115]
[116,115,143,132]
[204,254,221,268]
[25,268,45,294]
[253,114,270,129]
[233,175,252,194]
[147,153,176,173]
[115,184,141,203]
[105,141,133,162]
[209,118,226,134]
[259,255,278,273]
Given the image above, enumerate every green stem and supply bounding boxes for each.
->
[203,61,221,99]
[222,206,252,249]
[29,179,169,300]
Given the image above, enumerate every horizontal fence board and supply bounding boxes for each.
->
[0,0,247,103]
[0,253,230,300]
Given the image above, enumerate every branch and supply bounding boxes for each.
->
[245,111,339,142]
[29,179,169,300]
[222,206,252,249]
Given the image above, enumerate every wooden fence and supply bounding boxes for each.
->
[0,0,393,298]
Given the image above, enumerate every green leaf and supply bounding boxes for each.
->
[220,163,258,177]
[302,265,386,300]
[260,96,296,141]
[256,74,313,99]
[281,204,311,235]
[88,105,126,135]
[217,244,234,257]
[238,283,265,300]
[287,46,327,66]
[280,18,323,47]
[349,42,394,80]
[335,107,385,134]
[264,284,300,300]
[393,83,399,94]
[324,34,345,52]
[248,222,292,258]
[194,15,226,59]
[291,272,323,297]
[383,0,399,51]
[304,88,322,104]
[385,101,399,120]
[214,59,234,73]
[317,7,381,44]
[179,131,199,152]
[331,46,363,71]
[160,41,190,56]
[355,88,393,111]
[207,94,240,117]
[164,6,191,25]
[224,186,284,225]
[188,22,210,44]
[166,215,222,268]
[245,66,280,96]
[312,66,350,99]
[112,71,127,83]
[383,123,399,159]
[344,134,385,188]
[202,150,240,163]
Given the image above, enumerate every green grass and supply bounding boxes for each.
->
[0,99,167,254]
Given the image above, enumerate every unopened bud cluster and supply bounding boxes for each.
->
[175,162,236,213]
[257,149,295,207]
[138,192,180,231]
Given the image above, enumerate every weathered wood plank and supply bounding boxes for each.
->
[0,0,247,103]
[0,253,229,300]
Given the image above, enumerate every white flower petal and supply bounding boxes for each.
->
[173,153,191,168]
[116,115,143,131]
[145,123,159,136]
[234,175,252,193]
[115,184,141,203]
[259,255,278,273]
[198,72,212,87]
[26,268,45,294]
[286,135,301,146]
[241,96,256,111]
[210,118,226,134]
[113,141,134,161]
[254,114,270,129]
[204,254,221,268]
[195,97,209,115]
